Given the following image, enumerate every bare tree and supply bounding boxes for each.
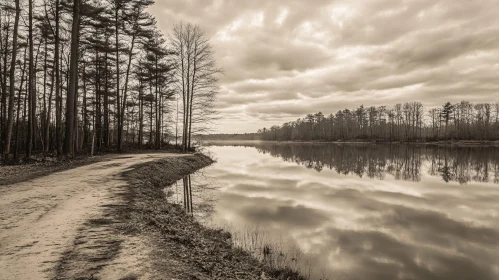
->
[171,23,220,151]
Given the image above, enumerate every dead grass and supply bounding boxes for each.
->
[220,224,333,280]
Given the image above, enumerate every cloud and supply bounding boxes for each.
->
[149,0,499,133]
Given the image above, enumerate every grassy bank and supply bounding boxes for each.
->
[122,153,305,280]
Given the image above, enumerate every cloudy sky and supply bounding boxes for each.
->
[148,0,499,133]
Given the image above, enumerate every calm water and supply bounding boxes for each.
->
[169,142,499,280]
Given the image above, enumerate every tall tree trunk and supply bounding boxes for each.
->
[45,57,55,153]
[180,38,187,150]
[32,36,42,152]
[121,34,135,130]
[3,0,20,158]
[82,62,88,148]
[184,36,191,151]
[14,75,23,160]
[138,95,143,148]
[26,0,34,159]
[74,53,79,153]
[175,93,180,147]
[115,7,122,152]
[55,0,62,155]
[1,16,11,152]
[149,84,153,145]
[187,40,197,150]
[95,47,102,150]
[64,0,80,156]
[104,50,109,147]
[15,47,28,160]
[42,39,48,152]
[155,56,160,149]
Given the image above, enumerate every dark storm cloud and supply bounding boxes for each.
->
[149,0,499,133]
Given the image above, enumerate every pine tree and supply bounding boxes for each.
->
[2,0,20,159]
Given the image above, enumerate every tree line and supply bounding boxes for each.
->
[257,101,499,142]
[0,0,219,161]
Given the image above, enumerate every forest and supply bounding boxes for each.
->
[0,0,219,162]
[256,101,499,142]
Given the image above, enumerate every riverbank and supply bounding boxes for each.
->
[118,153,305,279]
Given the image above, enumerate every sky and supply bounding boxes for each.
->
[148,0,499,133]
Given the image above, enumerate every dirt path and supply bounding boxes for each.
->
[0,153,184,280]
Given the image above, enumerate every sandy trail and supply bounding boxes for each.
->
[0,153,182,280]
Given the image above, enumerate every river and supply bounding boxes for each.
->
[169,142,499,280]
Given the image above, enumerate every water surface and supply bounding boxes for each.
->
[171,143,499,280]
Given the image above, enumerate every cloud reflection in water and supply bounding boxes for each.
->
[176,143,499,280]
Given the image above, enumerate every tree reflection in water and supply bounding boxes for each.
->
[169,172,218,221]
[183,175,193,215]
[214,143,499,184]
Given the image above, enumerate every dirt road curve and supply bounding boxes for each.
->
[0,153,182,280]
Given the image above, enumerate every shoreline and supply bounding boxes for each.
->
[118,153,305,279]
[202,139,499,147]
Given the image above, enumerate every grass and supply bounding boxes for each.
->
[219,224,335,280]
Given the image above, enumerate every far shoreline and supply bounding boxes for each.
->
[199,139,499,147]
